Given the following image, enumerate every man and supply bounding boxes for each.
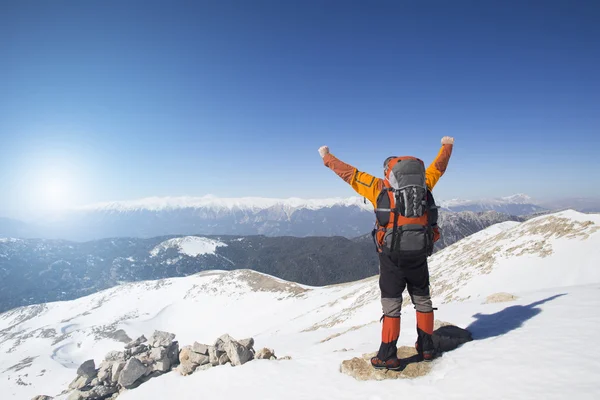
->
[318,136,454,370]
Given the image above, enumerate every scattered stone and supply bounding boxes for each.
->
[485,292,518,304]
[279,356,292,360]
[196,363,213,372]
[125,335,147,349]
[67,391,83,400]
[111,361,125,384]
[166,342,180,365]
[255,348,276,360]
[218,353,230,365]
[149,331,176,348]
[224,340,253,366]
[118,358,147,389]
[31,396,53,400]
[208,346,221,366]
[214,334,234,352]
[130,344,148,357]
[96,361,112,383]
[105,351,126,362]
[238,338,254,349]
[192,342,209,355]
[76,360,96,379]
[83,385,119,399]
[149,346,172,372]
[68,375,93,391]
[177,361,197,376]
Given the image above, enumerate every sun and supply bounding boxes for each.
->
[42,179,69,209]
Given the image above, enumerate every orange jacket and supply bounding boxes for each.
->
[323,144,453,208]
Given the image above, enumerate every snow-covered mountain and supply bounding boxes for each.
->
[2,210,599,399]
[440,193,547,215]
[0,235,379,313]
[0,209,522,313]
[2,195,524,243]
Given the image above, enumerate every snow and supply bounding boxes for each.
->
[440,193,538,208]
[150,236,227,257]
[76,195,373,213]
[1,210,599,399]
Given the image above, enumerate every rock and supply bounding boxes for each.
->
[149,331,176,348]
[166,341,180,365]
[111,361,125,383]
[279,356,292,360]
[208,346,221,366]
[125,335,147,349]
[96,361,113,383]
[213,335,253,366]
[179,346,209,366]
[269,356,276,360]
[238,338,254,350]
[485,292,518,304]
[76,360,96,378]
[255,348,276,360]
[149,346,171,372]
[118,358,147,389]
[130,344,148,357]
[149,346,166,361]
[89,378,99,387]
[82,384,118,399]
[67,391,83,400]
[192,342,209,355]
[214,334,234,352]
[340,347,432,381]
[31,396,53,400]
[218,353,230,365]
[105,351,126,362]
[68,375,93,390]
[177,361,197,376]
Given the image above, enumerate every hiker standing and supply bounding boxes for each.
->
[318,137,453,369]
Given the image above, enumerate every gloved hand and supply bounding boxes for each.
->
[441,136,454,145]
[318,146,330,158]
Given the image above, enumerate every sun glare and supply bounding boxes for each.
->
[42,179,69,209]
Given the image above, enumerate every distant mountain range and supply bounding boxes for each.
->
[1,193,589,241]
[0,208,520,313]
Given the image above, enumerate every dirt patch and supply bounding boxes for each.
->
[484,292,518,304]
[340,347,432,380]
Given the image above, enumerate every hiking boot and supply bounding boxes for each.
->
[416,311,436,362]
[370,356,402,371]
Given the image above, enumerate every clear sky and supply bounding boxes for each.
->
[1,0,599,218]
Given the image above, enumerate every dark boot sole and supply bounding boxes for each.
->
[371,364,403,371]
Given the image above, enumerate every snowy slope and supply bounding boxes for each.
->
[1,210,599,399]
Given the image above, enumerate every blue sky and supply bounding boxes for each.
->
[0,0,599,218]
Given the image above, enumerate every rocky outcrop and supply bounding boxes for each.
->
[43,331,180,400]
[177,334,262,375]
[33,331,279,399]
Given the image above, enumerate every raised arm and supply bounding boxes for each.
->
[425,137,454,190]
[319,146,382,207]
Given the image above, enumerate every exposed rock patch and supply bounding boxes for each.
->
[485,292,518,304]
